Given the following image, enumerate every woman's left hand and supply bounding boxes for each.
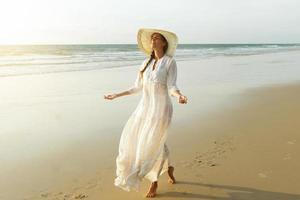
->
[178,95,188,104]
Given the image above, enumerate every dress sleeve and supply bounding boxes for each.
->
[127,71,143,94]
[127,59,147,95]
[167,58,180,96]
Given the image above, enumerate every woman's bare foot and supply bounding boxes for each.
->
[167,166,176,184]
[145,181,158,198]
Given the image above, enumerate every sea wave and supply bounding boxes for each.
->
[0,44,299,77]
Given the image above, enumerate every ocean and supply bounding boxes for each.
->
[0,44,299,77]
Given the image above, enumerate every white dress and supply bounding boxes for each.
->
[114,54,180,192]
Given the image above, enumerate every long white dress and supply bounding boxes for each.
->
[114,54,180,192]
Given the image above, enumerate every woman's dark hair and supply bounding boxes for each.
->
[139,33,168,79]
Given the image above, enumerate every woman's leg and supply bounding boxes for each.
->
[167,166,176,184]
[145,144,168,198]
[145,181,158,198]
[145,143,175,197]
[165,144,176,184]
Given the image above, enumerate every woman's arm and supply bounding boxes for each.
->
[171,90,188,104]
[104,71,143,100]
[103,90,131,100]
[167,59,188,104]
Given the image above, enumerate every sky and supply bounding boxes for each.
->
[0,0,299,44]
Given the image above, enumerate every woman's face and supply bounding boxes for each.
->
[150,33,167,51]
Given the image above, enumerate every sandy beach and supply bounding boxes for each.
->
[1,50,300,200]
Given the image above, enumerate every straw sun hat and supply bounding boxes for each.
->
[137,28,178,57]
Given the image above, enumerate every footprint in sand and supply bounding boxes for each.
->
[287,140,296,145]
[51,190,88,200]
[59,192,88,199]
[73,193,88,199]
[258,173,268,178]
[40,192,51,198]
[283,153,292,160]
[85,182,98,189]
[63,193,72,198]
[258,169,272,178]
[184,135,236,168]
[85,178,102,190]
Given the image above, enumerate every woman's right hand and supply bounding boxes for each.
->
[104,93,118,100]
[178,95,188,104]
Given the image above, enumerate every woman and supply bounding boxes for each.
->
[104,28,188,198]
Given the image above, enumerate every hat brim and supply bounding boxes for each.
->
[137,28,178,57]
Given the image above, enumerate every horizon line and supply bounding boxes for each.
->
[0,42,299,46]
